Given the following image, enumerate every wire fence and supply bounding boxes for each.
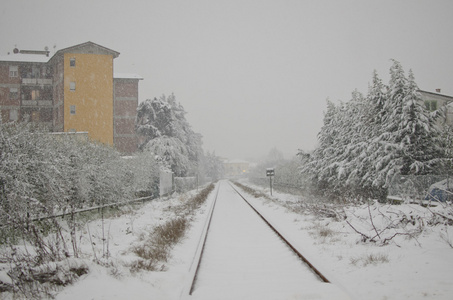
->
[248,177,308,196]
[387,175,452,204]
[29,173,214,224]
[2,171,175,228]
[250,174,453,205]
[30,195,156,223]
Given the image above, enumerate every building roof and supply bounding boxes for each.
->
[224,159,250,164]
[0,53,50,63]
[1,41,120,64]
[418,90,453,102]
[114,73,143,80]
[44,41,120,64]
[53,41,120,59]
[418,90,453,100]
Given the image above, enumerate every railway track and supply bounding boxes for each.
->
[181,180,352,300]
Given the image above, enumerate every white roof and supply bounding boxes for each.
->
[0,53,50,63]
[114,73,143,80]
[224,159,250,164]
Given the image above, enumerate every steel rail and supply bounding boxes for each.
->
[228,181,331,283]
[183,181,332,299]
[180,182,220,298]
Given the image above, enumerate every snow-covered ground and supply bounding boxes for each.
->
[50,180,453,299]
[55,190,208,300]
[189,182,348,300]
[243,181,453,300]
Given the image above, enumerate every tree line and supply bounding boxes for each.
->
[0,92,223,297]
[0,93,224,248]
[300,60,451,201]
[136,94,224,181]
[0,121,159,245]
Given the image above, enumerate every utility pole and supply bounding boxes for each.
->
[266,168,275,196]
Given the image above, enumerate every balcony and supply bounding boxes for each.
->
[22,78,53,85]
[22,99,52,107]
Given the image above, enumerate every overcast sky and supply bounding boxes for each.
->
[1,0,452,161]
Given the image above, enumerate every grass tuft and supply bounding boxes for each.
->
[350,253,389,266]
[130,217,187,272]
[233,182,270,199]
[130,183,215,272]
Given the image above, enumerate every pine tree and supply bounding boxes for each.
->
[341,90,371,193]
[303,60,448,200]
[304,99,343,195]
[359,71,389,198]
[368,61,445,188]
[372,60,408,187]
[400,70,445,175]
[366,70,387,134]
[204,151,224,181]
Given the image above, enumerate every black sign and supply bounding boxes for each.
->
[266,168,275,176]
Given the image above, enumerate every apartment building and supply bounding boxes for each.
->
[0,41,142,154]
[419,89,453,125]
[223,159,250,178]
[114,73,143,154]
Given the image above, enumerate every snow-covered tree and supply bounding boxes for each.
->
[266,147,285,165]
[136,94,203,177]
[136,96,173,144]
[358,71,389,198]
[144,136,191,176]
[0,121,159,255]
[204,151,224,181]
[399,70,445,174]
[301,99,341,195]
[371,60,408,185]
[373,61,446,186]
[302,60,448,201]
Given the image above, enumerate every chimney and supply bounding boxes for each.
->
[436,88,441,93]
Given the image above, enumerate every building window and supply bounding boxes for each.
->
[32,66,40,78]
[70,81,76,91]
[31,111,40,122]
[70,58,76,67]
[31,90,40,100]
[9,110,18,121]
[9,88,18,100]
[9,66,18,77]
[425,100,438,111]
[70,105,76,115]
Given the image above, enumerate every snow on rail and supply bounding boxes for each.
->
[182,180,351,300]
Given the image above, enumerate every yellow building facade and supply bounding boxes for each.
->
[63,52,114,145]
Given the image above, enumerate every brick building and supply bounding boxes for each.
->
[114,73,143,154]
[0,41,142,154]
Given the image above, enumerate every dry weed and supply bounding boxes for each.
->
[350,253,389,267]
[309,222,341,244]
[130,217,187,272]
[233,182,270,199]
[130,184,214,272]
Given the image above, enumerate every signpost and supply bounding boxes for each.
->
[266,168,275,196]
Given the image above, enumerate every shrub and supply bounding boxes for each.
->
[0,122,159,297]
